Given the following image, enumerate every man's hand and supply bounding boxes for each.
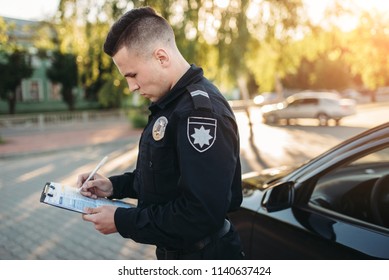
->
[77,172,113,199]
[82,206,118,234]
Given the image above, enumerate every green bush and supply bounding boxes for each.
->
[128,110,148,128]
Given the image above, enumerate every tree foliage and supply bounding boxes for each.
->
[0,17,33,114]
[5,0,389,113]
[46,51,78,110]
[344,11,389,90]
[282,3,389,101]
[50,0,127,104]
[0,50,33,114]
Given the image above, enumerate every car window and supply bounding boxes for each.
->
[288,99,302,106]
[350,148,389,165]
[301,98,318,105]
[288,98,318,107]
[310,146,389,228]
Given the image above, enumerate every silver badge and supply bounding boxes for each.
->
[152,116,168,141]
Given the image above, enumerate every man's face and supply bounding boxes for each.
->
[113,46,170,103]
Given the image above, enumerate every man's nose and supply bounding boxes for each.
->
[128,81,139,92]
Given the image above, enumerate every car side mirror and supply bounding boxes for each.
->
[261,181,294,212]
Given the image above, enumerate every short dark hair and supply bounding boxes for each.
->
[103,6,174,57]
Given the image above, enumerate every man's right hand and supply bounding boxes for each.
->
[77,173,113,199]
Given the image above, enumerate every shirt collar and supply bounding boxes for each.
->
[149,64,204,113]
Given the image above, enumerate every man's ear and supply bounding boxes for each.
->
[154,48,169,67]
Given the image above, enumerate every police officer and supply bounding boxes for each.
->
[77,6,244,260]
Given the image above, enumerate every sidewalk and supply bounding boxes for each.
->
[0,119,142,159]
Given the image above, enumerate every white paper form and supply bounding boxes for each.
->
[40,182,133,213]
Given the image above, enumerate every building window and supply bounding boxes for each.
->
[49,82,62,101]
[21,79,43,101]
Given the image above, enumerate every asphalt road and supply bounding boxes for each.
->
[238,103,389,172]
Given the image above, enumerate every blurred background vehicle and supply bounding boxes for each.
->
[261,91,356,126]
[228,122,389,259]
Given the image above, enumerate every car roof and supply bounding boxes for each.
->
[288,91,341,101]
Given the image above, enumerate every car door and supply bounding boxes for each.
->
[281,98,318,119]
[279,99,304,119]
[247,206,372,259]
[299,98,319,118]
[305,146,389,259]
[246,144,389,259]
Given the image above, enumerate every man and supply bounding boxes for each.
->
[77,6,243,260]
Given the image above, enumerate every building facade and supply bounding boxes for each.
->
[0,16,98,114]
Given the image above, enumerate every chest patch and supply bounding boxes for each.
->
[187,117,217,152]
[152,116,168,141]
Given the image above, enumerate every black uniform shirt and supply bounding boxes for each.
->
[109,65,242,250]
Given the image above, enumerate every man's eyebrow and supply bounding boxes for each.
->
[124,72,136,77]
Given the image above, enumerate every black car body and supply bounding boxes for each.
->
[229,122,389,259]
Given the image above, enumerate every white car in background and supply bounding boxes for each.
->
[261,91,356,126]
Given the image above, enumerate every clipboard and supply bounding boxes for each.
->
[40,182,133,214]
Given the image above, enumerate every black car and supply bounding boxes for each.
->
[229,122,389,259]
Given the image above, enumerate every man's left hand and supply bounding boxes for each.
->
[82,206,118,234]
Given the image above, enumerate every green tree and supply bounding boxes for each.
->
[97,73,129,108]
[282,28,352,92]
[343,11,389,102]
[53,0,128,104]
[215,0,304,98]
[311,54,351,91]
[46,51,78,110]
[0,17,34,114]
[0,17,7,46]
[51,0,364,109]
[49,0,309,107]
[0,50,33,114]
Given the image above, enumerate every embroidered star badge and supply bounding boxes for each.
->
[191,126,213,148]
[187,116,217,152]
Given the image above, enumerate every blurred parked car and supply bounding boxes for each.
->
[261,91,356,126]
[228,122,389,259]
